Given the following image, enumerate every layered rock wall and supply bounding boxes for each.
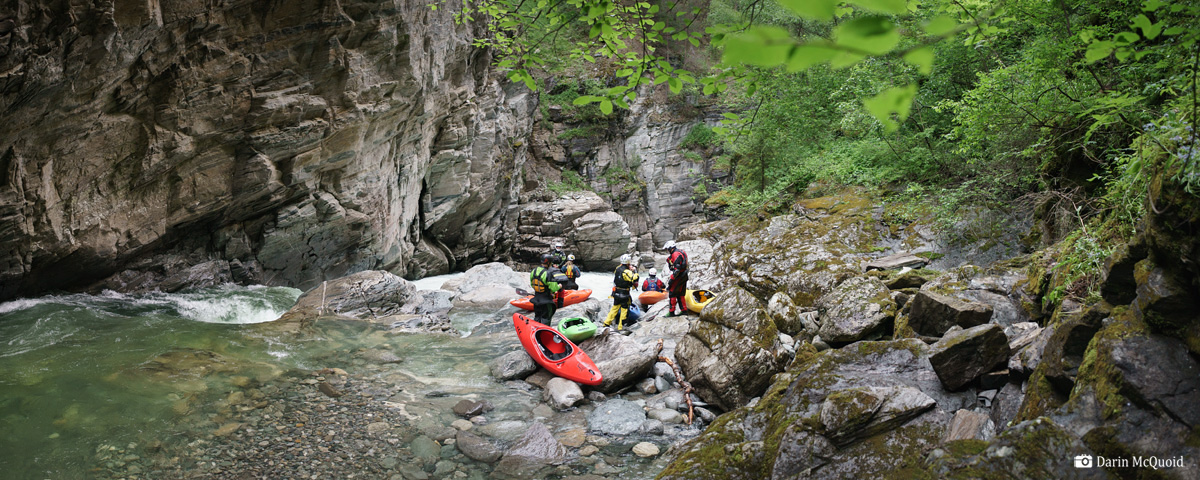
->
[0,0,534,300]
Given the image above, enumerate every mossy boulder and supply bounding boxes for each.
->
[767,291,818,340]
[908,290,993,337]
[714,192,880,307]
[928,324,1010,391]
[659,339,975,480]
[926,417,1105,479]
[676,286,793,411]
[814,276,897,344]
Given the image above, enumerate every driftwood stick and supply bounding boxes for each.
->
[655,339,695,425]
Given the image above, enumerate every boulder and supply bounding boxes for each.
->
[767,292,818,339]
[1008,326,1053,378]
[452,399,495,418]
[864,253,928,271]
[491,351,538,381]
[819,385,937,446]
[1109,335,1200,427]
[441,263,528,305]
[455,430,502,464]
[587,399,647,436]
[927,418,1106,479]
[493,423,568,478]
[885,269,939,289]
[543,377,585,410]
[659,339,977,480]
[676,287,793,410]
[929,324,1011,391]
[400,289,456,316]
[276,270,416,322]
[815,276,897,344]
[577,330,656,393]
[908,290,993,336]
[942,409,995,442]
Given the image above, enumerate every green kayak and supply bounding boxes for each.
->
[557,316,597,343]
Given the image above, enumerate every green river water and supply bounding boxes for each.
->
[0,282,515,479]
[0,273,670,480]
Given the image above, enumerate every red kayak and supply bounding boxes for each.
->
[638,291,666,306]
[512,313,603,386]
[509,289,593,311]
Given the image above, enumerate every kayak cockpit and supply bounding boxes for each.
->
[535,329,572,361]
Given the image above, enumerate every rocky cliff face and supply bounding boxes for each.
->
[0,0,534,300]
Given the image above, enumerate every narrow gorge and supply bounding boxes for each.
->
[2,1,1198,480]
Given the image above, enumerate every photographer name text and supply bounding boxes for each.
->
[1076,455,1187,470]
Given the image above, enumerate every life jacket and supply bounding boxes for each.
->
[669,250,688,274]
[613,264,638,290]
[531,267,552,293]
[564,264,581,280]
[548,250,566,268]
[642,276,664,292]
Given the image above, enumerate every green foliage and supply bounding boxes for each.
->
[680,124,718,150]
[547,170,591,195]
[557,126,603,141]
[1044,227,1117,308]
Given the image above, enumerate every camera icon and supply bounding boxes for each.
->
[1074,454,1094,468]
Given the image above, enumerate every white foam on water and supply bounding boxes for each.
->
[411,272,464,291]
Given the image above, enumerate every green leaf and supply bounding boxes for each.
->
[924,15,958,36]
[1165,26,1185,36]
[834,16,900,55]
[786,44,839,71]
[600,99,613,115]
[668,77,683,94]
[722,27,795,67]
[863,83,918,132]
[830,51,866,69]
[573,95,601,106]
[616,68,633,77]
[775,0,837,20]
[722,112,740,120]
[1142,0,1167,12]
[1085,40,1115,63]
[689,37,700,47]
[1131,14,1162,39]
[902,46,935,75]
[703,82,715,95]
[849,0,907,14]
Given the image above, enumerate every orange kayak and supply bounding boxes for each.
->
[512,313,603,385]
[509,289,593,311]
[638,291,667,306]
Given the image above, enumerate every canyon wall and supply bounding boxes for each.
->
[0,0,535,300]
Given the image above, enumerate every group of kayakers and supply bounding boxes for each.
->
[527,240,690,332]
[528,242,583,324]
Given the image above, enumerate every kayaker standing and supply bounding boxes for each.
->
[664,241,689,317]
[530,254,563,323]
[547,241,568,269]
[604,254,640,332]
[561,254,583,290]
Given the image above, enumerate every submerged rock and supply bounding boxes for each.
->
[493,423,568,478]
[587,399,646,436]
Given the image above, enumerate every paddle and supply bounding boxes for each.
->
[515,287,532,296]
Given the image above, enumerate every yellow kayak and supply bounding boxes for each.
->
[684,289,715,314]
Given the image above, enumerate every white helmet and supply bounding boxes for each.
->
[553,242,564,249]
[619,254,631,264]
[649,268,658,276]
[663,240,676,250]
[568,254,575,261]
